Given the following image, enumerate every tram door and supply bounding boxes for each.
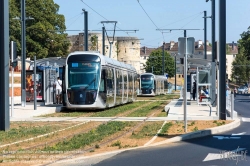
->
[62,66,66,106]
[106,67,115,107]
[99,69,107,105]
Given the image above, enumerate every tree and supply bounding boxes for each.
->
[238,26,250,60]
[231,53,249,84]
[144,49,175,77]
[9,0,70,60]
[90,35,98,51]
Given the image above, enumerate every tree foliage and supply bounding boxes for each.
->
[238,26,250,60]
[9,0,70,60]
[231,26,250,84]
[144,49,175,77]
[231,53,249,84]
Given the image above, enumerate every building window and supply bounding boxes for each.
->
[199,51,202,54]
[144,56,146,59]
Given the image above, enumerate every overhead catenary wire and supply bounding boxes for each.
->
[141,12,203,47]
[136,0,165,42]
[80,0,131,37]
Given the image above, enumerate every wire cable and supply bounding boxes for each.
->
[136,0,165,42]
[80,0,131,37]
[160,12,203,28]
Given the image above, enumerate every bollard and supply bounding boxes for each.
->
[231,93,234,120]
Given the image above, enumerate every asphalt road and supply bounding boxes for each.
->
[90,95,250,166]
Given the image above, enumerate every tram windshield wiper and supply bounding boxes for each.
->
[83,76,96,90]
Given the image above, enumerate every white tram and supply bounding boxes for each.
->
[138,73,168,96]
[62,51,139,110]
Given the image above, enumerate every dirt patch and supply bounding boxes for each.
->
[81,120,233,157]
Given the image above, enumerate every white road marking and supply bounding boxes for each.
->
[232,132,246,136]
[242,117,250,122]
[213,136,241,140]
[203,148,246,162]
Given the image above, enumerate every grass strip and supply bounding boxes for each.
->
[40,110,93,117]
[158,122,173,136]
[43,121,130,151]
[130,122,163,139]
[0,122,72,144]
[90,101,147,117]
[127,101,163,117]
[155,94,179,100]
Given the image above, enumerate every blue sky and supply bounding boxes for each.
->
[54,0,250,48]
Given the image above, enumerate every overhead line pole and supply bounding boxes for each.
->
[82,9,88,51]
[206,0,216,107]
[219,0,226,120]
[21,0,26,107]
[0,0,10,131]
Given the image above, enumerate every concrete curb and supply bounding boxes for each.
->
[149,118,241,147]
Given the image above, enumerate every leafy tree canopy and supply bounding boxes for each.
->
[238,26,250,60]
[144,49,175,77]
[9,0,70,60]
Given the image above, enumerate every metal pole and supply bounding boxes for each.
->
[102,26,105,55]
[175,56,177,91]
[162,42,165,75]
[184,37,187,133]
[219,0,226,120]
[152,66,154,74]
[231,93,234,120]
[204,11,207,59]
[0,0,10,131]
[211,0,216,107]
[84,10,88,51]
[109,42,113,58]
[11,41,14,117]
[34,56,37,110]
[21,0,26,107]
[212,0,216,62]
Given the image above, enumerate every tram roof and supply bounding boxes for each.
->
[68,51,137,72]
[30,56,66,67]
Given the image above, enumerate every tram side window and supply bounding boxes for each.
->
[107,68,114,89]
[99,69,106,92]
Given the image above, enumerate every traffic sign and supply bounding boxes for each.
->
[178,37,195,57]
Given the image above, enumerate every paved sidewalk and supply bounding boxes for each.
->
[165,99,219,120]
[7,98,232,122]
[9,103,62,121]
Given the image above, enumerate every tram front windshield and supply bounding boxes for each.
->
[68,62,100,90]
[141,75,154,89]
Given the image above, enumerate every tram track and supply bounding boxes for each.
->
[1,101,156,160]
[41,105,164,166]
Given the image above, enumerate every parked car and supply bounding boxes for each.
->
[237,86,248,94]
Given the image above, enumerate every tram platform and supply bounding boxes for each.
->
[8,99,224,122]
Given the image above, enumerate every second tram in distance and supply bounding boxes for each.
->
[138,73,169,96]
[62,51,139,110]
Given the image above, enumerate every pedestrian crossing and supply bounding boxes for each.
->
[242,117,250,122]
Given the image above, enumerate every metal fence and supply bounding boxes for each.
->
[226,90,235,119]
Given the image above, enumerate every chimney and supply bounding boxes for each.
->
[144,46,146,54]
[232,41,234,50]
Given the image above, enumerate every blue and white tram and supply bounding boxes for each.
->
[138,73,168,96]
[62,51,139,110]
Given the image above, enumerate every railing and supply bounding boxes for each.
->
[226,90,235,119]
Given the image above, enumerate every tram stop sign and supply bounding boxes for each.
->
[178,37,195,57]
